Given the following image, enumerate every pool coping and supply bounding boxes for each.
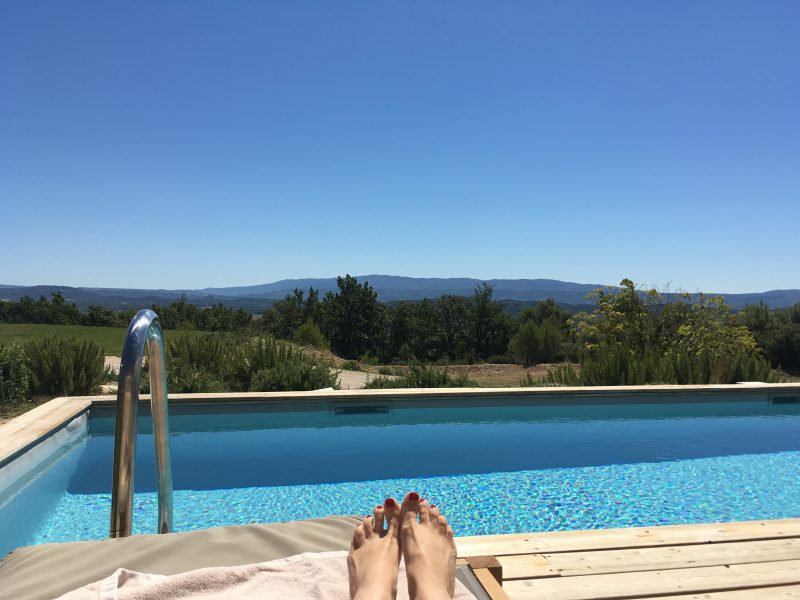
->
[1,382,800,469]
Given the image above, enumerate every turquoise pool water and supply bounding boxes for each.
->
[2,400,800,556]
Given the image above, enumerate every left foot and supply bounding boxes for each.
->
[347,502,402,600]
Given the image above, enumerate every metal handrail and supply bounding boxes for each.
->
[110,309,174,538]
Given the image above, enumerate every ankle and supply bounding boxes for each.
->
[411,590,451,600]
[353,585,394,600]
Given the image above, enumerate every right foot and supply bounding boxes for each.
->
[400,492,457,600]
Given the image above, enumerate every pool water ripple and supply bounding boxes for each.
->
[34,450,800,543]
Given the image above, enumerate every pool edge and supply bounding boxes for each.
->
[2,382,800,468]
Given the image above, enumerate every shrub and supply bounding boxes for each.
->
[341,360,360,371]
[0,340,31,406]
[364,366,477,389]
[521,365,578,387]
[522,346,779,387]
[165,334,338,393]
[26,337,107,396]
[164,333,228,393]
[237,337,337,392]
[292,319,330,350]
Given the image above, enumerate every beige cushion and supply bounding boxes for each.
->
[0,516,360,600]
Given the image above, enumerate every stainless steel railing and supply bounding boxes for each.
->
[110,309,174,538]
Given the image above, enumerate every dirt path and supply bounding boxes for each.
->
[335,369,398,390]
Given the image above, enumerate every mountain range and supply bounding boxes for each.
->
[1,275,799,312]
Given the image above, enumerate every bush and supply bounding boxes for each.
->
[165,334,338,393]
[292,319,330,350]
[341,360,360,371]
[25,337,107,396]
[522,345,779,387]
[0,340,31,406]
[364,366,477,389]
[236,337,337,392]
[164,333,229,393]
[521,365,581,387]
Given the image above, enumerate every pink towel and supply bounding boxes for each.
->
[56,551,476,600]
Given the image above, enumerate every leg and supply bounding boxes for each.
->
[400,492,456,600]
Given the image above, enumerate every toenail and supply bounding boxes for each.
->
[431,504,437,508]
[408,492,420,502]
[376,505,382,509]
[384,498,397,507]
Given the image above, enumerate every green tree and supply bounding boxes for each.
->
[320,275,382,360]
[262,288,319,339]
[572,279,660,355]
[436,295,469,361]
[292,319,329,350]
[469,283,512,360]
[509,317,566,366]
[508,321,542,367]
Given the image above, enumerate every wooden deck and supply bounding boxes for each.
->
[456,518,800,599]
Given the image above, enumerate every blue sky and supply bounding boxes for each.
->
[1,1,798,293]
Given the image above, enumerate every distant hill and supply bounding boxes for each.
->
[200,275,605,303]
[1,276,799,312]
[0,285,276,313]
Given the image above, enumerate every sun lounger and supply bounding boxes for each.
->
[0,516,507,600]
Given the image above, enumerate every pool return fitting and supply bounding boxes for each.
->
[109,309,174,538]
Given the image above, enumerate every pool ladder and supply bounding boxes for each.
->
[109,309,174,538]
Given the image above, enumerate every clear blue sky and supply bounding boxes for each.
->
[1,1,798,293]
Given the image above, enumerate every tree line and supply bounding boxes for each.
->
[260,276,799,381]
[260,275,569,364]
[0,293,251,331]
[2,276,799,382]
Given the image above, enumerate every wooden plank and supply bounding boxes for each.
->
[466,556,504,584]
[455,519,800,557]
[503,558,800,600]
[646,584,800,598]
[473,568,512,600]
[499,538,800,580]
[496,554,558,579]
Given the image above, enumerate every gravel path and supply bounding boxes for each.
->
[336,369,390,390]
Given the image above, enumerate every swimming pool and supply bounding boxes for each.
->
[2,391,800,558]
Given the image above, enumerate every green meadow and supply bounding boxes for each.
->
[0,324,203,355]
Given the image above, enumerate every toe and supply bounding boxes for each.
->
[352,523,366,549]
[362,516,373,538]
[386,512,400,539]
[430,504,441,525]
[383,497,400,526]
[419,498,431,523]
[373,505,385,533]
[401,491,421,525]
[438,512,449,534]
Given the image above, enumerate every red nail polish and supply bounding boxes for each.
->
[431,504,437,509]
[408,492,420,502]
[376,505,383,509]
[384,498,397,508]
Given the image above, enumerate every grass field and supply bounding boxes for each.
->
[0,324,204,355]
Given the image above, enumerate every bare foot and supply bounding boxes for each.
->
[347,501,402,600]
[400,492,456,600]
